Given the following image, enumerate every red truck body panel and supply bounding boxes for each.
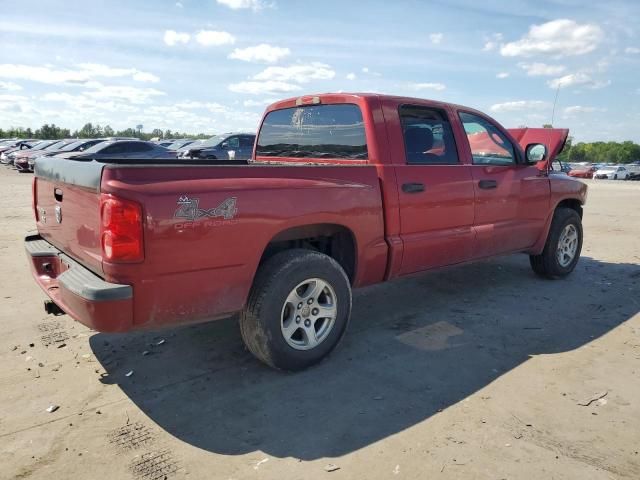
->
[27,93,587,333]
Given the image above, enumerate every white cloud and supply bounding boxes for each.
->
[0,94,28,103]
[408,82,446,91]
[175,2,183,7]
[625,47,640,54]
[0,81,23,91]
[489,100,551,113]
[0,63,159,86]
[228,81,301,95]
[483,33,503,52]
[500,19,603,57]
[519,62,566,76]
[216,0,267,10]
[252,62,335,83]
[164,30,191,46]
[132,72,160,83]
[228,44,290,63]
[429,33,443,45]
[360,66,381,77]
[346,73,356,80]
[496,72,510,79]
[563,105,603,116]
[195,30,235,46]
[547,72,610,89]
[243,98,276,107]
[84,85,166,104]
[77,63,160,83]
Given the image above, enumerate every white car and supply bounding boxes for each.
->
[594,165,630,180]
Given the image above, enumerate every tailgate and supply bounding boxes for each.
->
[34,157,104,275]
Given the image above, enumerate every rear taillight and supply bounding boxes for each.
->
[32,177,38,222]
[100,194,144,263]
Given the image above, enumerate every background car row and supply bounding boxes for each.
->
[0,132,256,172]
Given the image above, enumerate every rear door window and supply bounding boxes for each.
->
[399,105,459,164]
[256,103,368,160]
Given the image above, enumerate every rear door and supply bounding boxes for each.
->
[455,111,550,258]
[386,102,476,275]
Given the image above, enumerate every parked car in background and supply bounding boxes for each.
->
[178,132,256,160]
[594,165,630,180]
[5,140,60,166]
[569,166,598,179]
[1,140,40,162]
[0,139,37,155]
[550,160,571,175]
[68,140,176,161]
[54,139,105,156]
[28,139,107,170]
[166,139,196,151]
[16,139,80,172]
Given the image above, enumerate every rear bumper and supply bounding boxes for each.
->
[25,234,134,332]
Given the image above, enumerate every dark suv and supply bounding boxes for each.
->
[178,133,256,160]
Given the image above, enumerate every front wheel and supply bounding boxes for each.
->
[240,249,352,371]
[614,174,618,180]
[530,207,583,279]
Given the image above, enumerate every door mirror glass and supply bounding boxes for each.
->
[221,141,229,149]
[526,143,547,164]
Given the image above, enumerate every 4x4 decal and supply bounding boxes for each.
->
[174,196,237,221]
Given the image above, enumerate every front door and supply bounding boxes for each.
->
[457,111,550,258]
[391,104,476,275]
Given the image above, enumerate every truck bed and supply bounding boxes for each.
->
[31,156,389,331]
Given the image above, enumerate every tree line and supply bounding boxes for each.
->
[557,138,640,165]
[0,123,211,141]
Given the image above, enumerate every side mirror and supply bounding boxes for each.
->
[221,141,229,149]
[525,143,547,164]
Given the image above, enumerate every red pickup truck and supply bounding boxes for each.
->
[26,93,587,370]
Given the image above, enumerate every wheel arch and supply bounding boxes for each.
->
[555,198,583,218]
[258,223,358,284]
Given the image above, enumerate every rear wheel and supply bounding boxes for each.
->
[530,207,583,279]
[240,249,352,371]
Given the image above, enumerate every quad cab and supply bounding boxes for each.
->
[26,93,586,370]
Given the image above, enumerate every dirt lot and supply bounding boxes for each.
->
[1,168,639,480]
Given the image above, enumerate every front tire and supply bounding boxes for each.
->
[530,207,583,279]
[240,249,352,371]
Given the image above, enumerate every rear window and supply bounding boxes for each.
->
[256,104,368,160]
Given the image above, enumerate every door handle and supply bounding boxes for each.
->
[478,180,498,190]
[402,182,425,193]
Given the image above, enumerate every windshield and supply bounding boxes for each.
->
[196,136,220,148]
[82,141,113,154]
[31,141,56,151]
[44,141,64,151]
[59,140,88,152]
[168,140,194,150]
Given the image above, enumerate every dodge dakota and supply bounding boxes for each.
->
[25,93,587,370]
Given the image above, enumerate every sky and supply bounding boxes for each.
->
[0,0,638,142]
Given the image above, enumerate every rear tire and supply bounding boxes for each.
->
[530,207,583,279]
[240,249,352,371]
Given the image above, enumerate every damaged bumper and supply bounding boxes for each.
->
[25,234,133,332]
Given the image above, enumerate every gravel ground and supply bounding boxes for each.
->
[1,167,639,480]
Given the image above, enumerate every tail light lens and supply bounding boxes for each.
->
[32,177,38,222]
[100,194,144,263]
